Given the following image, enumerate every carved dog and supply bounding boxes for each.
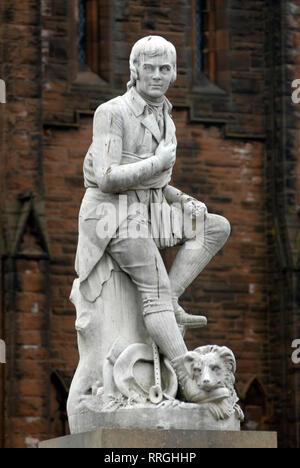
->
[183,345,236,403]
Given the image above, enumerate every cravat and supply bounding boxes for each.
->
[148,103,165,139]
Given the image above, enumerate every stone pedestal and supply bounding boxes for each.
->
[68,404,241,435]
[39,427,277,449]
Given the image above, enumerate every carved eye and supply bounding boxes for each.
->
[212,365,221,372]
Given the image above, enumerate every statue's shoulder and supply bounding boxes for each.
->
[94,93,129,120]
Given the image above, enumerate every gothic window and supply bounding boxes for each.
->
[77,0,110,82]
[50,371,70,438]
[194,0,216,83]
[240,377,270,431]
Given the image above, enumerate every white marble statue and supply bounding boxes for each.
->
[67,36,243,433]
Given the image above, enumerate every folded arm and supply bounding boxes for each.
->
[92,105,166,193]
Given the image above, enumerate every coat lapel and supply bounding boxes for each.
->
[164,107,176,144]
[141,113,162,144]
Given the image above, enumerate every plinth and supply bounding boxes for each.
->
[68,404,241,434]
[39,427,277,449]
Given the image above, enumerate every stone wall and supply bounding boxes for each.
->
[0,0,51,449]
[264,0,300,448]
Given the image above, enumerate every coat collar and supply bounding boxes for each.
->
[125,86,172,117]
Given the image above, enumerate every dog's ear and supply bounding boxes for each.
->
[183,351,199,377]
[218,346,236,374]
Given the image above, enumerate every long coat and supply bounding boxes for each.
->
[75,87,177,301]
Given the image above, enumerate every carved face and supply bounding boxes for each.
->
[191,353,226,391]
[183,346,236,402]
[136,53,174,101]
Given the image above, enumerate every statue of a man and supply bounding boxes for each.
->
[75,36,231,403]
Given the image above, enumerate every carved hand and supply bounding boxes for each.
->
[155,140,176,170]
[181,196,207,220]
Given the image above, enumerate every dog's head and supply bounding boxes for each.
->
[183,345,236,401]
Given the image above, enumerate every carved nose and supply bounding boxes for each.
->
[201,374,212,390]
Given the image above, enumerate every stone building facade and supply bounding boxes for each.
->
[0,0,299,448]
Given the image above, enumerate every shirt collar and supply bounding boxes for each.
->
[125,86,172,117]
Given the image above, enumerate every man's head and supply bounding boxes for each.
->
[128,36,177,101]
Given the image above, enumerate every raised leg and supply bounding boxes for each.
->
[169,213,231,327]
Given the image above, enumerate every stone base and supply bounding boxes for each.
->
[39,427,277,448]
[68,403,241,434]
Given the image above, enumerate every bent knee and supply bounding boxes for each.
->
[219,215,231,240]
[206,214,231,244]
[156,274,172,298]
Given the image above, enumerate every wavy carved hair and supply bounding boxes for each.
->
[193,345,237,389]
[127,35,177,90]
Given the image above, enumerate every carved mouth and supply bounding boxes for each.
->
[201,387,230,403]
[190,386,230,404]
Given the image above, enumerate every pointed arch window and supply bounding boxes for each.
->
[240,377,270,431]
